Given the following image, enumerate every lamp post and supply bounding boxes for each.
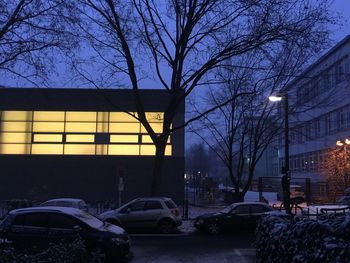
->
[269,94,291,215]
[183,173,189,220]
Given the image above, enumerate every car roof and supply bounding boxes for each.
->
[133,197,172,201]
[41,198,85,203]
[9,206,84,215]
[231,202,271,206]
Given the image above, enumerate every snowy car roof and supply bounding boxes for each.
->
[9,206,85,215]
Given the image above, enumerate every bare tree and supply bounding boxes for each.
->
[0,0,79,85]
[74,0,336,196]
[322,147,350,202]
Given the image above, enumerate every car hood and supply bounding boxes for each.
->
[103,222,127,236]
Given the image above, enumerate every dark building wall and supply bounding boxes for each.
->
[0,88,185,204]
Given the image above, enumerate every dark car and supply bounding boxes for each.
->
[99,197,182,234]
[194,202,273,234]
[0,207,131,262]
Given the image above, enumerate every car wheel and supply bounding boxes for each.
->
[90,247,107,263]
[105,218,121,227]
[207,222,220,234]
[158,219,175,234]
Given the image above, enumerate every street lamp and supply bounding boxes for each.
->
[183,173,189,219]
[269,94,292,215]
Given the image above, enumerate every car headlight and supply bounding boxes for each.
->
[196,218,204,224]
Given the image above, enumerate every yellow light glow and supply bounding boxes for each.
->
[142,135,170,143]
[141,123,163,133]
[110,112,138,122]
[34,111,65,121]
[33,134,62,142]
[2,111,32,121]
[97,112,109,122]
[146,112,164,122]
[96,144,108,155]
[1,122,32,132]
[140,145,156,155]
[110,135,139,143]
[165,145,172,156]
[108,145,139,155]
[64,144,96,155]
[66,134,95,143]
[65,122,96,132]
[0,143,31,154]
[0,133,31,143]
[32,144,63,154]
[33,122,64,132]
[66,112,96,122]
[109,123,140,133]
[97,122,108,133]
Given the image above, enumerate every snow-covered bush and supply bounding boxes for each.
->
[0,237,90,263]
[256,213,350,263]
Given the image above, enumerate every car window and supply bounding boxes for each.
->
[40,201,56,206]
[128,201,146,211]
[13,213,48,228]
[233,205,250,215]
[48,214,79,229]
[164,200,177,209]
[145,201,163,210]
[55,201,73,207]
[250,205,270,213]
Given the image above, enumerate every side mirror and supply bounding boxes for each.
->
[126,208,131,214]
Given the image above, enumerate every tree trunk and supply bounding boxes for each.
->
[151,140,167,196]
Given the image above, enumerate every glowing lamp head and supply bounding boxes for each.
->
[269,95,283,102]
[336,140,344,146]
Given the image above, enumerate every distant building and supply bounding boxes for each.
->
[0,88,184,203]
[274,35,350,195]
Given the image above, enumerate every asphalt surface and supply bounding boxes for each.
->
[128,231,256,263]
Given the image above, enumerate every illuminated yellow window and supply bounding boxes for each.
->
[1,122,32,132]
[33,122,64,132]
[66,112,96,122]
[0,133,31,143]
[140,145,156,155]
[97,112,109,122]
[108,145,139,155]
[109,123,140,133]
[142,135,170,143]
[146,112,164,122]
[140,145,172,156]
[96,144,108,155]
[0,143,31,154]
[34,134,62,142]
[65,122,96,132]
[32,144,63,154]
[141,123,163,133]
[34,111,65,121]
[110,135,139,143]
[2,111,32,121]
[97,122,108,133]
[110,112,138,122]
[165,145,172,156]
[64,144,96,155]
[66,134,95,143]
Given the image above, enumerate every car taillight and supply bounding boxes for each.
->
[171,208,179,217]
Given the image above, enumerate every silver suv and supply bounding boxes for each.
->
[98,197,182,234]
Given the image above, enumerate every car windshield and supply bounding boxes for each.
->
[220,204,236,214]
[72,211,104,229]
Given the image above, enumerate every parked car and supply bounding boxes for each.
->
[194,202,273,234]
[277,184,306,201]
[337,196,350,205]
[0,207,131,262]
[39,198,88,212]
[99,197,182,234]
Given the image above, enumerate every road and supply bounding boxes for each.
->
[128,232,256,263]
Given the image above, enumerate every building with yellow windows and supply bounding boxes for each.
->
[0,88,184,203]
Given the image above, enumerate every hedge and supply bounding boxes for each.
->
[256,212,350,263]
